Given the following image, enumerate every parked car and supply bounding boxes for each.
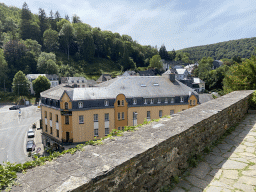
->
[27,129,35,138]
[26,140,36,152]
[9,105,20,110]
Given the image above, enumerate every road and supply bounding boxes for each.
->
[0,105,41,164]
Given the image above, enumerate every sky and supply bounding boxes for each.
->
[2,0,256,51]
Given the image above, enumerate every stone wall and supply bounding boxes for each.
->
[65,90,254,192]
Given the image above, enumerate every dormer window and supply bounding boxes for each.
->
[121,100,124,106]
[157,98,161,104]
[180,96,184,103]
[150,99,153,104]
[133,99,137,105]
[193,100,196,105]
[65,102,68,109]
[171,98,175,103]
[165,98,168,103]
[144,99,147,104]
[118,100,120,106]
[78,102,83,108]
[105,100,109,106]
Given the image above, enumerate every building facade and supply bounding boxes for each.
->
[40,74,199,149]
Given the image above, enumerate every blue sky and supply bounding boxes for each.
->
[2,0,256,51]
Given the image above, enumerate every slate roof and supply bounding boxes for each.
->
[122,71,137,76]
[138,69,156,76]
[40,84,74,100]
[193,78,205,84]
[96,74,112,83]
[41,76,198,101]
[176,69,187,75]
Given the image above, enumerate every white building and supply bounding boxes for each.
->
[193,78,205,92]
[26,74,59,95]
[175,69,189,80]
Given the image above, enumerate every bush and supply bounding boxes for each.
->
[249,91,256,109]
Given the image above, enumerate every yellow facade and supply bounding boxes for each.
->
[114,94,128,130]
[188,95,198,109]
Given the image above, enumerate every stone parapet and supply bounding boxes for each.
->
[12,90,254,192]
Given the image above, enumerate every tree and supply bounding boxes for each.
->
[59,23,75,60]
[43,29,59,52]
[0,49,8,89]
[198,57,214,80]
[55,11,61,22]
[12,71,30,96]
[37,52,58,74]
[72,14,82,23]
[65,14,70,21]
[23,39,42,58]
[56,19,70,32]
[38,8,49,45]
[32,75,51,97]
[168,49,176,61]
[159,44,169,60]
[223,53,256,93]
[149,55,163,70]
[120,46,136,71]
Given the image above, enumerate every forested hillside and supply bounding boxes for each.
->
[0,2,159,89]
[177,38,256,61]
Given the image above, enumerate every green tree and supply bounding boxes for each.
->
[37,52,58,74]
[149,55,163,70]
[168,49,176,61]
[43,29,59,52]
[0,49,8,89]
[56,19,70,32]
[59,23,75,60]
[32,75,51,97]
[120,46,136,71]
[12,70,30,96]
[38,8,49,45]
[72,14,82,23]
[198,57,214,80]
[159,44,169,60]
[23,39,42,58]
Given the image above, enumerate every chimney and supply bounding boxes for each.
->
[169,73,175,82]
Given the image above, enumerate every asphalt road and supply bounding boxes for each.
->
[0,105,41,164]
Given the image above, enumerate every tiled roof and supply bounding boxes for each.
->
[42,76,198,101]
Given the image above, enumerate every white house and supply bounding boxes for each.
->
[193,78,205,92]
[175,69,189,80]
[26,74,59,95]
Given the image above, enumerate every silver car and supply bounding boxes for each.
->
[27,129,35,138]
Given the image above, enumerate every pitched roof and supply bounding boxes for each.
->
[193,78,205,84]
[40,84,74,100]
[138,69,155,76]
[96,74,112,83]
[176,69,187,75]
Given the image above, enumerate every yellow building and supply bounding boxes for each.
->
[40,73,198,148]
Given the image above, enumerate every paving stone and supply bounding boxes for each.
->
[185,176,208,189]
[209,169,222,179]
[209,180,233,189]
[244,142,255,147]
[222,160,247,169]
[246,147,255,153]
[238,152,256,157]
[203,175,214,182]
[205,155,224,165]
[245,136,256,142]
[218,177,235,186]
[189,186,202,192]
[229,157,249,163]
[222,152,234,158]
[205,186,222,192]
[237,176,256,185]
[248,132,256,136]
[217,144,233,150]
[222,170,238,179]
[177,180,191,190]
[229,153,239,158]
[233,183,255,192]
[190,162,211,179]
[241,170,256,177]
[171,187,186,192]
[221,188,232,192]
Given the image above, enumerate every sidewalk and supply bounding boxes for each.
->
[33,119,44,156]
[171,114,256,192]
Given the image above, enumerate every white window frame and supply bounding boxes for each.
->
[122,112,125,120]
[78,101,83,108]
[157,98,161,104]
[105,100,109,106]
[133,99,137,105]
[193,100,196,105]
[105,128,109,135]
[165,98,168,103]
[147,111,150,119]
[94,128,99,136]
[150,99,153,104]
[105,113,109,121]
[94,114,98,122]
[121,100,124,106]
[180,96,184,102]
[144,99,147,104]
[159,110,163,118]
[118,112,121,120]
[171,98,174,104]
[79,115,84,124]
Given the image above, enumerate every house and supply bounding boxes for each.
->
[212,60,223,69]
[96,74,112,83]
[122,71,137,76]
[26,74,59,95]
[138,69,156,76]
[175,69,189,80]
[173,65,184,70]
[60,77,96,88]
[193,78,205,92]
[161,59,172,71]
[40,74,199,149]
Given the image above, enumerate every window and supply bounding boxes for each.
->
[118,100,120,106]
[122,112,125,120]
[45,111,47,118]
[56,115,58,122]
[45,125,47,132]
[122,127,124,131]
[190,100,192,105]
[133,112,137,119]
[150,99,153,104]
[94,114,98,122]
[105,113,109,121]
[105,128,109,135]
[118,127,121,130]
[171,98,175,103]
[182,109,185,111]
[78,102,83,108]
[105,100,109,106]
[158,98,161,104]
[193,100,196,105]
[78,85,80,88]
[118,113,121,120]
[121,100,124,106]
[144,99,147,104]
[50,113,52,120]
[77,80,79,83]
[82,85,85,88]
[133,99,137,105]
[159,110,163,118]
[79,115,84,124]
[170,110,174,115]
[65,116,69,124]
[50,127,52,134]
[82,80,84,83]
[180,97,184,102]
[57,130,59,138]
[94,128,99,136]
[147,111,150,119]
[65,102,68,109]
[165,98,168,103]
